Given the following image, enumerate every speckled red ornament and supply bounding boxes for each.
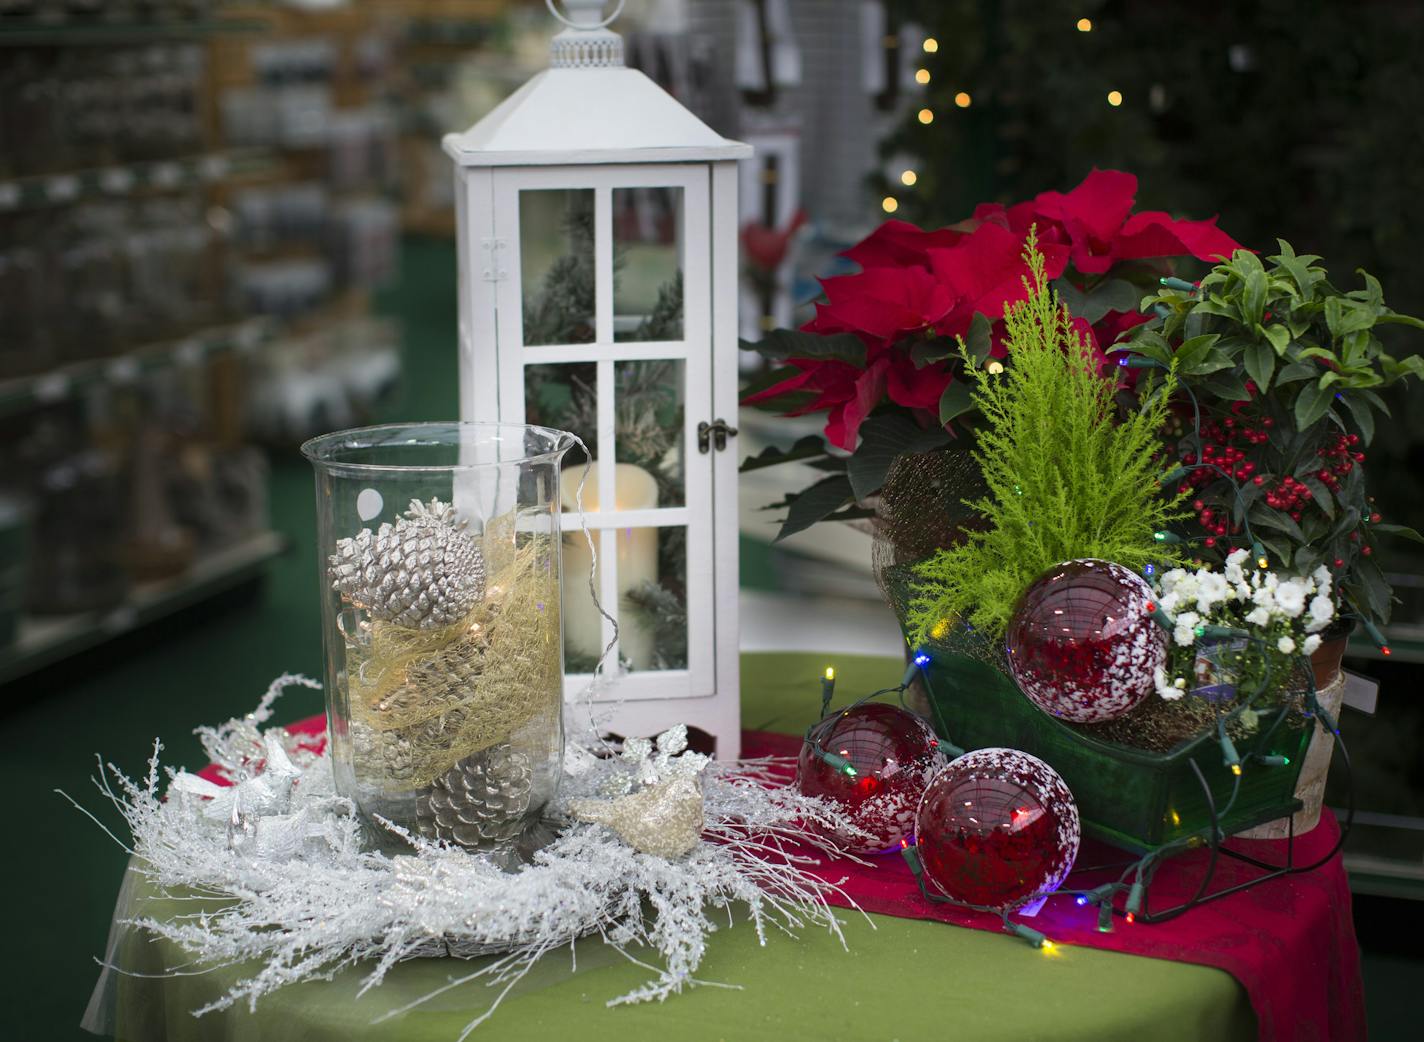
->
[1006,558,1165,723]
[797,703,946,854]
[914,747,1080,909]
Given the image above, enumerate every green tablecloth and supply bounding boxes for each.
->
[102,652,1255,1042]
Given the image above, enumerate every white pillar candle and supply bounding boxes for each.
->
[561,461,660,669]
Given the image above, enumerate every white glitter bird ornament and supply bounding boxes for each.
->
[569,726,709,858]
[571,773,705,859]
[329,498,485,629]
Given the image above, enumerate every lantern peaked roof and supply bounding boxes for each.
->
[443,4,750,168]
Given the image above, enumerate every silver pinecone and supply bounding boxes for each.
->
[330,498,485,629]
[416,745,533,847]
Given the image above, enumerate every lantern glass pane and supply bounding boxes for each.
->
[614,359,684,508]
[612,187,683,343]
[619,526,688,672]
[520,189,596,346]
[524,362,597,460]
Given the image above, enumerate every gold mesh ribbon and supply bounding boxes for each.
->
[346,516,562,790]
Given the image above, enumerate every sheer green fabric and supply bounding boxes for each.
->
[93,652,1255,1042]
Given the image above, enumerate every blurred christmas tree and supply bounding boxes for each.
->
[876,0,1424,571]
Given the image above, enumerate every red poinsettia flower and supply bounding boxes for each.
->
[804,264,956,343]
[886,351,952,413]
[965,194,1083,260]
[743,169,1243,452]
[927,222,1070,334]
[775,222,1051,447]
[825,355,890,450]
[1025,168,1140,274]
[744,340,953,451]
[809,221,1069,346]
[821,351,953,449]
[743,354,896,452]
[967,169,1240,275]
[839,219,969,270]
[1093,307,1154,352]
[1111,210,1239,266]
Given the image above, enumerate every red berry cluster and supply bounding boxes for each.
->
[1263,475,1311,521]
[1313,432,1365,493]
[1183,498,1232,544]
[1174,418,1264,541]
[1170,398,1381,562]
[1199,417,1268,471]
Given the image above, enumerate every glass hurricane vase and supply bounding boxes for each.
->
[303,422,576,854]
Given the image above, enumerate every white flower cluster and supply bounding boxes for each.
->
[1150,550,1335,701]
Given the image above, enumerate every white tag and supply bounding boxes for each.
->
[0,183,20,209]
[200,155,230,181]
[1342,670,1378,715]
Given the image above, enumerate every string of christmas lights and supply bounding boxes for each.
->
[806,543,1357,944]
[881,16,1121,215]
[793,265,1370,947]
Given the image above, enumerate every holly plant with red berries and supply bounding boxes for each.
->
[1120,241,1424,626]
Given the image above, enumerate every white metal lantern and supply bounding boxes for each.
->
[444,0,752,757]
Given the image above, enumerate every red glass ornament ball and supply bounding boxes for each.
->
[797,703,946,854]
[1006,558,1166,723]
[915,747,1081,909]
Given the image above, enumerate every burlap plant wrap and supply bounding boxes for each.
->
[871,447,1002,697]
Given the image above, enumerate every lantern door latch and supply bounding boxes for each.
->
[698,419,738,454]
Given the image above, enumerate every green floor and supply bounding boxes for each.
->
[2,237,1418,1039]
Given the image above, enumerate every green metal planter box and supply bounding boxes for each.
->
[885,567,1311,852]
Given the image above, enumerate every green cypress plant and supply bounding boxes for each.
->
[907,241,1186,641]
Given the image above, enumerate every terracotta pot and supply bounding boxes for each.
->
[1309,618,1353,691]
[1240,619,1355,840]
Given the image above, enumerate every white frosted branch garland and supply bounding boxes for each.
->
[80,676,867,1035]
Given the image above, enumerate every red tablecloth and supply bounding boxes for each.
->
[743,729,1365,1042]
[211,716,1365,1042]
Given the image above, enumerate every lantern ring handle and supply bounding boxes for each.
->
[545,0,626,32]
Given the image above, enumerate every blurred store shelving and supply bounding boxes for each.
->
[0,0,543,681]
[0,3,289,682]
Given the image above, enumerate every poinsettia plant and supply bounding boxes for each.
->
[742,169,1242,540]
[1119,243,1424,627]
